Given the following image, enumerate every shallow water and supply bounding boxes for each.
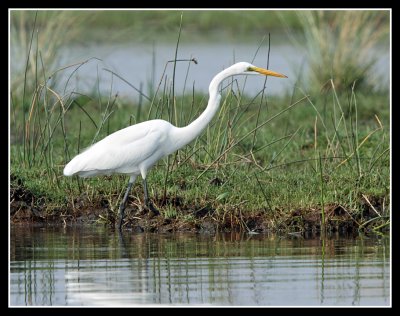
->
[9,225,390,307]
[10,40,390,101]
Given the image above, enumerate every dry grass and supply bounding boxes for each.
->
[10,10,86,96]
[293,10,389,92]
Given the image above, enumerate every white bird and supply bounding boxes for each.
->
[63,62,287,229]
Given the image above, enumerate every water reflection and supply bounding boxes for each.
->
[10,225,390,306]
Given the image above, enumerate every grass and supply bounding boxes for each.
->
[10,11,86,97]
[10,10,390,234]
[10,10,303,44]
[285,10,390,93]
[10,72,390,233]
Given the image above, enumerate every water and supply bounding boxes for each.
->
[56,42,301,98]
[9,225,390,307]
[10,40,390,101]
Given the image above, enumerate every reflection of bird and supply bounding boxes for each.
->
[63,62,287,229]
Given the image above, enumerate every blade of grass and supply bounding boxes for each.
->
[197,95,308,179]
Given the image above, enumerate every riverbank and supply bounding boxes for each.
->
[9,87,390,235]
[11,10,303,44]
[10,171,388,235]
[9,11,390,235]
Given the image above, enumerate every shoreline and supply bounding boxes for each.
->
[10,180,386,235]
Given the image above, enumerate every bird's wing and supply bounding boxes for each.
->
[65,120,170,176]
[103,125,168,171]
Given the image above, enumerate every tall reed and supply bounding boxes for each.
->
[10,10,86,97]
[290,10,389,92]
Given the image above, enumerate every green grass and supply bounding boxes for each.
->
[10,73,390,232]
[10,10,390,233]
[288,10,390,94]
[10,10,302,43]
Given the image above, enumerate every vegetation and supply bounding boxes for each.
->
[10,10,302,43]
[286,10,390,93]
[10,10,390,234]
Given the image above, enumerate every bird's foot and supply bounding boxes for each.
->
[144,201,160,218]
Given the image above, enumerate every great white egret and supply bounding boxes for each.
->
[63,61,287,229]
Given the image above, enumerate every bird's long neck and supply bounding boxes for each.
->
[170,68,232,151]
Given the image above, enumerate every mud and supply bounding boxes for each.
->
[10,176,387,234]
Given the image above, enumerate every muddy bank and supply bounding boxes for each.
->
[10,177,387,235]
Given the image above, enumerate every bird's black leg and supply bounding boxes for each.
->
[118,181,133,230]
[143,178,160,216]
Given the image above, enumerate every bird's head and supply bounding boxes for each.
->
[231,62,287,78]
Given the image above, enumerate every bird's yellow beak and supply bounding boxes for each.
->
[249,66,287,78]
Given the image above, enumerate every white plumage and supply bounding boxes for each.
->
[63,62,287,229]
[64,120,171,178]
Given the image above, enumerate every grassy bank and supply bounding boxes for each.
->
[10,10,303,43]
[10,10,390,234]
[10,73,390,234]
